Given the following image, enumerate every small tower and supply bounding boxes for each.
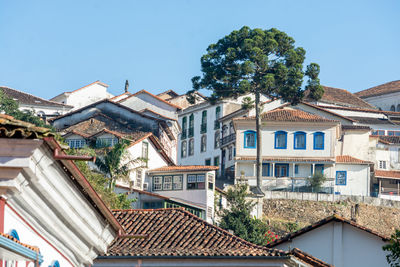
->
[124,80,129,93]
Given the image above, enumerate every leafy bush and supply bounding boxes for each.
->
[307,172,327,192]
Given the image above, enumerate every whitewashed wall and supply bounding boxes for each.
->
[334,163,370,196]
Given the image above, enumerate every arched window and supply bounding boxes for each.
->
[9,229,19,241]
[244,130,256,148]
[294,131,306,149]
[201,134,207,152]
[214,130,220,148]
[391,105,396,112]
[313,132,325,150]
[181,141,187,158]
[188,138,194,156]
[274,131,287,149]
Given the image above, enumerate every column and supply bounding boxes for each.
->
[379,179,382,195]
[272,163,275,177]
[312,163,315,175]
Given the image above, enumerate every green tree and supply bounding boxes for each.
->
[307,172,327,192]
[95,139,145,189]
[219,183,277,246]
[0,89,51,128]
[189,26,323,191]
[68,148,134,209]
[383,229,400,267]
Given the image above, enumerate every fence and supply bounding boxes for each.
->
[263,191,400,209]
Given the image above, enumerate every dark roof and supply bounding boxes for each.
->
[103,208,287,258]
[377,136,400,145]
[235,109,338,123]
[305,86,376,109]
[0,86,72,108]
[355,80,400,98]
[341,125,371,131]
[267,215,389,248]
[348,116,396,125]
[290,248,333,267]
[0,114,55,139]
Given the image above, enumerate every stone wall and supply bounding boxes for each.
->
[263,198,400,237]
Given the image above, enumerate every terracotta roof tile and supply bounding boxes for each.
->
[0,114,54,139]
[235,156,335,163]
[341,125,371,130]
[149,165,219,172]
[306,86,376,109]
[0,86,72,108]
[104,208,287,258]
[335,155,372,165]
[235,109,338,123]
[0,232,40,253]
[375,170,400,180]
[290,248,333,267]
[267,215,389,248]
[355,80,400,98]
[377,136,400,145]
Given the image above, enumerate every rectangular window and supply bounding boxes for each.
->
[244,131,256,148]
[189,138,194,156]
[315,164,324,175]
[379,160,387,169]
[201,135,207,152]
[137,170,142,187]
[142,141,149,167]
[294,132,306,149]
[189,114,194,137]
[181,117,187,139]
[275,131,287,149]
[262,163,270,176]
[172,175,183,190]
[181,141,187,158]
[336,171,347,185]
[214,131,220,148]
[372,130,385,136]
[228,146,233,160]
[208,174,214,190]
[214,156,220,167]
[313,132,325,150]
[275,164,289,177]
[153,176,162,191]
[187,174,206,190]
[163,176,172,190]
[295,164,299,174]
[205,158,211,166]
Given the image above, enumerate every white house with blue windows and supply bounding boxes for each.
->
[233,107,372,196]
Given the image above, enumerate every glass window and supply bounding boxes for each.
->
[189,138,194,156]
[315,164,324,175]
[379,160,387,169]
[228,146,233,160]
[275,131,287,149]
[173,175,183,190]
[205,158,211,166]
[202,110,207,124]
[208,174,214,190]
[187,174,206,190]
[163,176,172,190]
[294,132,306,149]
[182,116,187,129]
[216,106,221,119]
[201,135,207,152]
[181,141,187,158]
[275,164,288,177]
[137,170,142,187]
[295,164,299,174]
[214,156,219,166]
[313,132,325,150]
[153,176,162,191]
[142,142,149,159]
[244,130,256,148]
[262,163,270,177]
[214,130,220,148]
[336,171,347,185]
[397,105,400,112]
[391,105,395,112]
[189,114,194,128]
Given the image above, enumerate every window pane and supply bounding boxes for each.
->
[295,133,305,148]
[173,176,183,190]
[197,175,205,182]
[188,175,197,183]
[163,176,172,190]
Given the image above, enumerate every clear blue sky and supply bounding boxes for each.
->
[0,0,399,99]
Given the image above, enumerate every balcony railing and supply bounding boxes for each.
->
[200,123,207,134]
[214,120,220,130]
[188,127,194,138]
[220,133,236,146]
[181,129,187,139]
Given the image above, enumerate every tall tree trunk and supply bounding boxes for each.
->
[255,87,263,193]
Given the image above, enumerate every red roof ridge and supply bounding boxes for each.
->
[267,214,389,248]
[119,89,182,109]
[291,248,333,267]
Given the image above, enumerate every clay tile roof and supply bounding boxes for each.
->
[235,156,335,163]
[375,170,400,180]
[120,89,182,109]
[0,114,55,139]
[0,86,72,108]
[290,248,333,267]
[306,86,376,109]
[0,232,40,253]
[335,155,372,165]
[341,125,371,130]
[355,80,400,99]
[377,135,400,145]
[149,165,219,173]
[103,208,287,258]
[239,109,338,123]
[267,215,389,248]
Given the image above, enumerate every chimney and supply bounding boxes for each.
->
[125,80,129,93]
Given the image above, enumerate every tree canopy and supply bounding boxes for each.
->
[383,229,400,267]
[189,26,323,103]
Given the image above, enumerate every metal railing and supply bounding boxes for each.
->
[220,133,236,146]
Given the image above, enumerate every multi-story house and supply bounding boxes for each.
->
[0,86,73,119]
[233,108,372,196]
[355,80,400,111]
[177,94,269,177]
